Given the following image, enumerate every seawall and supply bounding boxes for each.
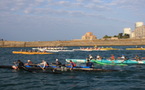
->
[0,39,145,47]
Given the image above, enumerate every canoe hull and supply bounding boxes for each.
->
[66,59,145,64]
[0,65,118,72]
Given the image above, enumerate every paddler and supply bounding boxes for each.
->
[134,55,141,61]
[55,59,62,67]
[25,60,33,66]
[120,55,125,60]
[110,54,115,60]
[88,54,93,60]
[51,59,62,68]
[96,55,102,60]
[86,60,93,68]
[38,60,49,69]
[69,60,76,70]
[120,55,129,63]
[12,60,24,70]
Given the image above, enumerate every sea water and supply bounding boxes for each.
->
[0,46,145,90]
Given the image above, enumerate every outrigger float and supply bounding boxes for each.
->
[66,59,145,65]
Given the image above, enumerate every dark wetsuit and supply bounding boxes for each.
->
[56,61,62,65]
[17,61,24,69]
[86,62,93,68]
[56,61,62,67]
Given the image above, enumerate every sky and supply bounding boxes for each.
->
[0,0,145,41]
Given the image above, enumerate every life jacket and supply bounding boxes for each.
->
[111,56,115,60]
[70,62,76,67]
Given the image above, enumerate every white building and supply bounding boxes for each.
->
[135,22,144,28]
[130,31,135,38]
[131,22,145,39]
[123,28,131,35]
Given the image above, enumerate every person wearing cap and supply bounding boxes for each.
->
[56,59,62,66]
[52,59,62,68]
[120,55,128,60]
[25,60,33,65]
[88,54,93,60]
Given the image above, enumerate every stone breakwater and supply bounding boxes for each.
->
[0,39,145,47]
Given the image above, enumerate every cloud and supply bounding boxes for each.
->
[0,0,134,25]
[1,0,144,16]
[84,3,110,11]
[76,0,102,3]
[0,0,110,16]
[108,0,145,11]
[0,0,144,27]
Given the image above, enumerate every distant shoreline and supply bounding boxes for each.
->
[0,39,145,47]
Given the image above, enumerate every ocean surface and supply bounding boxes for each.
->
[1,46,145,90]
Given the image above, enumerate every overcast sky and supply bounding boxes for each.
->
[0,0,145,41]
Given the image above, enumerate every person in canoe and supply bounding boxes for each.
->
[134,55,141,61]
[86,60,93,68]
[88,54,93,60]
[120,55,129,63]
[69,60,76,70]
[12,60,24,70]
[52,59,62,68]
[110,54,115,60]
[96,55,102,60]
[118,55,126,60]
[120,55,125,60]
[56,59,62,67]
[38,60,49,69]
[25,60,33,66]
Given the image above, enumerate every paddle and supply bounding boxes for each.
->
[121,59,127,63]
[51,64,67,71]
[37,64,46,72]
[37,60,49,72]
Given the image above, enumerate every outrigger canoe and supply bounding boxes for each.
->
[12,51,53,54]
[73,47,120,51]
[0,65,119,72]
[66,59,145,65]
[126,48,145,50]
